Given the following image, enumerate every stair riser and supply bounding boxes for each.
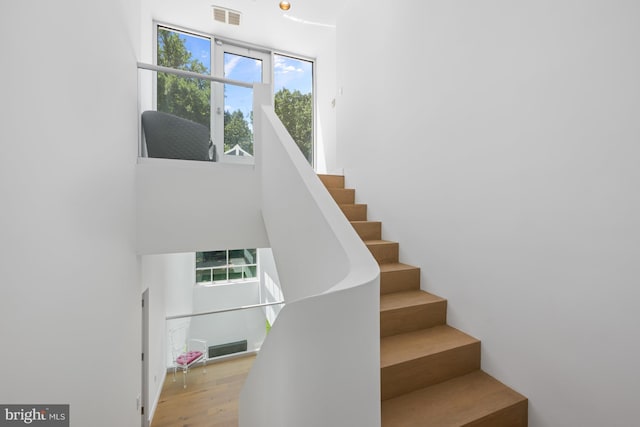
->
[381,342,481,401]
[329,188,355,204]
[352,221,382,241]
[318,174,344,189]
[380,268,420,294]
[380,301,447,337]
[341,205,367,221]
[368,242,399,264]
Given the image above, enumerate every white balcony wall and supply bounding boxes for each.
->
[0,1,141,426]
[336,1,640,426]
[136,159,269,255]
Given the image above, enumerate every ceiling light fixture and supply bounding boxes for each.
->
[279,1,291,11]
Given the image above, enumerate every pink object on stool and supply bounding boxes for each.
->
[176,351,203,366]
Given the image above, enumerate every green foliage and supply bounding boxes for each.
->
[224,110,253,154]
[274,88,313,163]
[157,28,210,127]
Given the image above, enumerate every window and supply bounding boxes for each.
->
[274,54,314,165]
[196,249,257,284]
[154,25,316,164]
[156,26,211,127]
[216,46,269,158]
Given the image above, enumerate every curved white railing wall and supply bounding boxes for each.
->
[239,85,381,427]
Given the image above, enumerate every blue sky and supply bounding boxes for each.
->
[182,34,210,73]
[178,31,312,120]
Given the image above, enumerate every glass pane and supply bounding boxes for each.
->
[229,249,256,265]
[196,251,227,268]
[228,267,244,280]
[245,248,257,263]
[195,269,212,283]
[243,265,257,279]
[224,53,261,156]
[274,54,313,164]
[157,27,211,127]
[212,268,228,282]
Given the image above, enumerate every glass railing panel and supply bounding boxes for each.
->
[138,68,215,162]
[165,301,284,369]
[137,65,255,164]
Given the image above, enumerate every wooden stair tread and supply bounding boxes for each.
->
[380,290,445,312]
[339,204,368,221]
[328,188,355,204]
[381,325,479,369]
[351,220,382,241]
[318,174,344,189]
[321,172,528,424]
[381,370,528,427]
[379,262,419,274]
[365,239,396,246]
[380,290,447,337]
[365,240,399,264]
[380,263,421,294]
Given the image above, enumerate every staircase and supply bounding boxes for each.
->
[319,174,528,426]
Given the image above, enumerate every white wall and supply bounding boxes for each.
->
[0,1,141,426]
[315,31,339,174]
[162,253,196,318]
[190,281,266,354]
[136,160,269,254]
[337,1,640,426]
[141,251,195,424]
[258,248,284,325]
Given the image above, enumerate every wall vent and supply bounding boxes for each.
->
[212,6,241,26]
[228,11,241,26]
[208,340,248,358]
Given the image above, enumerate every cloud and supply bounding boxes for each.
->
[224,56,241,76]
[274,56,303,75]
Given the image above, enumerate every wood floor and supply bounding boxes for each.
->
[151,355,255,427]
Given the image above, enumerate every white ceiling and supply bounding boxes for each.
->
[147,0,343,57]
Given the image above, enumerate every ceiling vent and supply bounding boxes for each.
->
[212,6,241,26]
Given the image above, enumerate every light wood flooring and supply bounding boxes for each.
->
[151,355,255,427]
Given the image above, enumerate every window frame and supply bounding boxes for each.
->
[153,21,317,168]
[195,249,258,286]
